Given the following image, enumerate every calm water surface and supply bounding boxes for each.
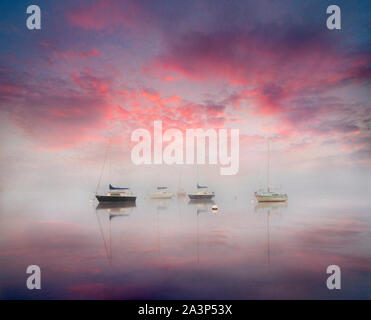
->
[0,192,370,299]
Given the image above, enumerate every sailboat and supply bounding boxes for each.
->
[94,139,137,203]
[188,161,215,200]
[149,186,174,199]
[188,183,215,200]
[255,139,288,202]
[96,184,137,203]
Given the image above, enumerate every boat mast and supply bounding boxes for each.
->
[178,169,182,191]
[267,138,270,192]
[95,138,111,195]
[196,162,199,187]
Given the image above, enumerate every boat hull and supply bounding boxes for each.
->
[96,195,136,203]
[255,195,287,202]
[188,194,215,200]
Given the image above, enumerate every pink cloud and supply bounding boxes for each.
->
[148,29,370,118]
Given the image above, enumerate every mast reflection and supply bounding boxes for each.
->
[95,203,136,265]
[254,202,287,269]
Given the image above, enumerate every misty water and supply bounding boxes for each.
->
[0,190,370,299]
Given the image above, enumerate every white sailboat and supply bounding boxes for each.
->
[255,139,288,202]
[149,187,174,199]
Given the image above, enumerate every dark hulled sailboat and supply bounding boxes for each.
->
[96,184,137,203]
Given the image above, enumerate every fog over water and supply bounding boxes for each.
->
[0,184,370,299]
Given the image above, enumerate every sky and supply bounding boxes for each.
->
[0,0,370,197]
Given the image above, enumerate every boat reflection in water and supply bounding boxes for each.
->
[147,198,172,254]
[188,198,216,212]
[95,202,136,265]
[187,198,220,264]
[254,201,287,212]
[188,199,215,205]
[96,202,136,217]
[148,198,171,210]
[254,201,287,269]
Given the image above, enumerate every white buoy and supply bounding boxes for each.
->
[212,204,218,211]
